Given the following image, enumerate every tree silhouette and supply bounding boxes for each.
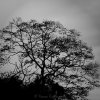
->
[0,18,100,100]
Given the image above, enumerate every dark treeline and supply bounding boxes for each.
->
[0,73,92,100]
[0,74,69,100]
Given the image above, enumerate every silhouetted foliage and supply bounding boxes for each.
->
[0,74,65,100]
[0,73,23,99]
[0,18,100,100]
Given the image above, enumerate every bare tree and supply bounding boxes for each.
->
[0,18,100,100]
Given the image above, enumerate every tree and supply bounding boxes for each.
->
[0,18,100,100]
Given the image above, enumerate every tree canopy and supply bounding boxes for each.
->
[0,18,100,100]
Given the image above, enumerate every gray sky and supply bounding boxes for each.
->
[0,0,100,99]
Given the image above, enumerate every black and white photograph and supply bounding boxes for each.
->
[0,0,100,100]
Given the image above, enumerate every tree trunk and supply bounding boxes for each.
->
[41,68,45,85]
[40,68,46,96]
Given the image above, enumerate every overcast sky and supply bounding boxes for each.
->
[0,0,100,99]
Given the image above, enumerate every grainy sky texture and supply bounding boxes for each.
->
[0,0,100,100]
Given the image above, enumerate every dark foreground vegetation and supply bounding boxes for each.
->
[0,73,68,100]
[0,72,92,100]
